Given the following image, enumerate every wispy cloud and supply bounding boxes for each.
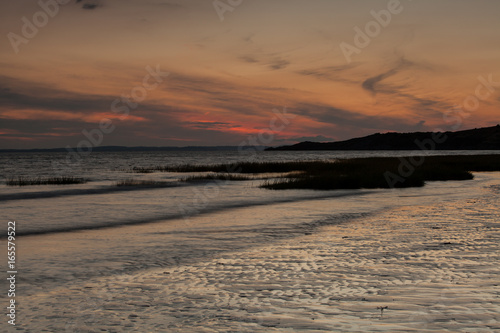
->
[269,58,290,70]
[361,57,434,95]
[76,0,103,10]
[183,121,241,130]
[297,63,359,80]
[296,102,426,133]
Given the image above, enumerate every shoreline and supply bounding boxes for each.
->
[9,173,500,331]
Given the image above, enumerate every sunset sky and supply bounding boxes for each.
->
[1,0,499,149]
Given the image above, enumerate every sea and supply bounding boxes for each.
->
[1,149,498,235]
[1,150,499,331]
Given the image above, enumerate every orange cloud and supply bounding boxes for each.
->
[0,110,147,123]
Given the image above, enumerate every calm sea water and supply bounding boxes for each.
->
[2,150,500,181]
[1,150,499,235]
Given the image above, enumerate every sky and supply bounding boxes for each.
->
[1,0,499,149]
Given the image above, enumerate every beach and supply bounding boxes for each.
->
[3,0,500,330]
[5,165,499,332]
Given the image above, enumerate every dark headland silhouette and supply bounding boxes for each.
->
[2,126,499,152]
[267,125,500,151]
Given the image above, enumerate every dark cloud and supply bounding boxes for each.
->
[403,95,452,117]
[240,55,259,63]
[239,54,290,70]
[82,4,98,10]
[269,58,289,70]
[0,87,107,112]
[0,118,82,135]
[359,57,451,119]
[415,120,426,129]
[0,64,437,149]
[76,0,186,13]
[158,72,286,118]
[297,63,360,84]
[0,75,175,118]
[361,57,429,95]
[362,68,399,95]
[296,103,425,133]
[77,0,103,10]
[242,34,254,43]
[0,72,279,148]
[184,121,240,130]
[297,63,358,79]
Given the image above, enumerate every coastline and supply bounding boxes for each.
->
[9,173,500,332]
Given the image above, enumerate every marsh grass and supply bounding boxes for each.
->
[115,179,172,187]
[180,172,290,182]
[131,161,327,174]
[262,156,479,190]
[131,168,155,174]
[129,155,500,190]
[6,176,87,186]
[182,173,255,182]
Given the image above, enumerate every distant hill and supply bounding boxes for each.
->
[266,125,500,151]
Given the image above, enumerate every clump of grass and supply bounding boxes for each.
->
[115,179,172,187]
[262,173,425,190]
[128,155,500,191]
[182,173,255,182]
[131,161,329,174]
[6,176,87,186]
[131,167,155,174]
[261,156,478,190]
[261,156,479,190]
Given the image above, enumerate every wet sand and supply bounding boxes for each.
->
[13,184,500,332]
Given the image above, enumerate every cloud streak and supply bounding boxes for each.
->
[1,0,500,149]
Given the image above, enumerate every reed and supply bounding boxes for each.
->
[115,179,172,187]
[129,154,500,190]
[6,176,87,186]
[131,161,328,174]
[182,173,255,182]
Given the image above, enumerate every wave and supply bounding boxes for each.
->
[0,183,183,202]
[7,190,374,237]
